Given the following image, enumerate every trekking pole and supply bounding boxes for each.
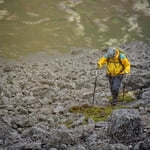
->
[122,75,127,101]
[92,69,98,105]
[122,81,125,101]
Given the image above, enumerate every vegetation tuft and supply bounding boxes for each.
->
[108,91,137,103]
[69,103,121,122]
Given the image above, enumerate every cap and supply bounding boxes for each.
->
[107,47,116,58]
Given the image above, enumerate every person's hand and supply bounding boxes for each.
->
[97,63,100,69]
[97,62,103,69]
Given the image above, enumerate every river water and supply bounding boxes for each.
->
[0,0,149,59]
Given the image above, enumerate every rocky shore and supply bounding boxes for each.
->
[0,41,150,150]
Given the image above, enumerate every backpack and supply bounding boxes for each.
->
[116,47,128,59]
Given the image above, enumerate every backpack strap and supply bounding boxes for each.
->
[118,53,125,72]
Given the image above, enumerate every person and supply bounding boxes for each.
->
[97,47,131,105]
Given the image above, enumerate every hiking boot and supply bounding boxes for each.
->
[111,100,117,106]
[111,90,118,105]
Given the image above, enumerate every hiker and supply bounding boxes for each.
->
[97,47,131,105]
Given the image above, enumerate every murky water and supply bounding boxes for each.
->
[0,0,149,59]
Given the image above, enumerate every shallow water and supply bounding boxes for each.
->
[0,0,149,59]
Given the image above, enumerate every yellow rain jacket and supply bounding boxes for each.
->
[97,49,130,76]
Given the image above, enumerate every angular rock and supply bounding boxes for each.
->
[134,132,150,150]
[103,143,129,150]
[108,109,143,144]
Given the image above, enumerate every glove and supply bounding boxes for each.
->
[97,63,102,69]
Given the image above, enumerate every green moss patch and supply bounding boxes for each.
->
[118,91,136,102]
[63,91,137,127]
[69,104,121,122]
[108,91,137,103]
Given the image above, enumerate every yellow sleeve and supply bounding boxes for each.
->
[121,57,131,74]
[97,56,108,69]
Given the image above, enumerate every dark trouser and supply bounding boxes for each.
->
[107,74,123,103]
